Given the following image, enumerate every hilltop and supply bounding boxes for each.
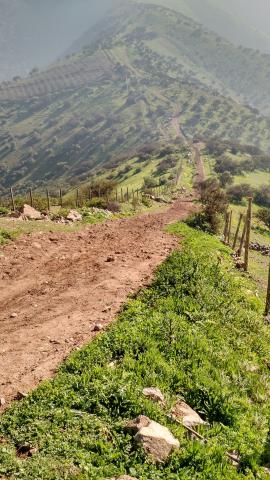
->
[1,1,270,195]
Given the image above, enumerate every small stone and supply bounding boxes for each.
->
[67,210,82,222]
[127,415,179,462]
[143,387,165,404]
[15,391,27,400]
[171,401,206,428]
[92,324,103,332]
[32,242,42,250]
[10,312,18,318]
[106,256,115,262]
[0,398,5,407]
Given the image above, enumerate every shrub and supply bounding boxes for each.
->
[106,201,121,213]
[0,206,10,216]
[194,178,228,234]
[257,208,270,229]
[86,197,108,209]
[227,184,254,203]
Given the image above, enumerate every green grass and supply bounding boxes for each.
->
[0,228,15,245]
[228,203,270,294]
[234,171,270,188]
[1,224,270,479]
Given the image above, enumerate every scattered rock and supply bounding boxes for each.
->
[67,210,82,222]
[16,443,38,459]
[15,391,27,401]
[92,324,103,332]
[20,204,42,220]
[142,387,165,405]
[171,401,206,428]
[32,242,42,250]
[0,398,5,407]
[127,415,179,462]
[106,256,115,262]
[10,312,18,319]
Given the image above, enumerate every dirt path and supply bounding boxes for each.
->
[0,200,194,408]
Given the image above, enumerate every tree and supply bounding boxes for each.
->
[218,171,233,188]
[257,208,270,229]
[187,178,228,234]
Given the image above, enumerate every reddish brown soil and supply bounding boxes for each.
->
[0,200,194,408]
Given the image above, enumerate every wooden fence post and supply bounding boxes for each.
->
[46,189,50,212]
[127,187,129,202]
[121,188,123,203]
[29,188,33,208]
[233,213,243,250]
[76,189,79,208]
[227,210,233,246]
[265,262,270,317]
[59,188,63,207]
[223,211,229,243]
[88,188,92,201]
[238,216,247,257]
[244,197,253,272]
[10,187,15,211]
[98,186,101,198]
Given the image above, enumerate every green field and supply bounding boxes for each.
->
[234,171,270,188]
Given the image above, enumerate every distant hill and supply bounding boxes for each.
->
[135,0,270,53]
[1,1,270,195]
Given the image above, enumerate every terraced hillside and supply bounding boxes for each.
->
[1,2,270,195]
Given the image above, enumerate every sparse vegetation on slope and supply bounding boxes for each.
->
[1,224,270,479]
[1,2,270,195]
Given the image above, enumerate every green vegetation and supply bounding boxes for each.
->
[1,224,270,479]
[0,228,14,244]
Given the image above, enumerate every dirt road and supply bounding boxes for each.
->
[0,200,194,407]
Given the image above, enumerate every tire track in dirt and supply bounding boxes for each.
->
[0,200,195,408]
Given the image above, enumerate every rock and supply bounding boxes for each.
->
[118,477,138,480]
[67,210,82,222]
[32,242,42,250]
[106,256,115,262]
[10,312,18,319]
[15,391,27,400]
[171,401,206,428]
[142,387,165,404]
[21,204,42,220]
[0,398,5,407]
[16,443,38,458]
[92,324,103,332]
[127,415,179,462]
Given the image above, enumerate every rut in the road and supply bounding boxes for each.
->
[0,200,194,408]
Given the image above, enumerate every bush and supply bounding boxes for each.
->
[257,208,270,229]
[0,206,10,216]
[195,178,228,234]
[106,201,121,213]
[86,197,108,209]
[227,184,254,203]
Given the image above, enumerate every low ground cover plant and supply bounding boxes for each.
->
[1,224,270,479]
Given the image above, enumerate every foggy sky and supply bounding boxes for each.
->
[2,0,270,82]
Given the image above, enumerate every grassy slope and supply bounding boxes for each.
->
[1,224,270,479]
[1,3,270,195]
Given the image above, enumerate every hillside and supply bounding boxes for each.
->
[135,0,270,53]
[1,2,270,195]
